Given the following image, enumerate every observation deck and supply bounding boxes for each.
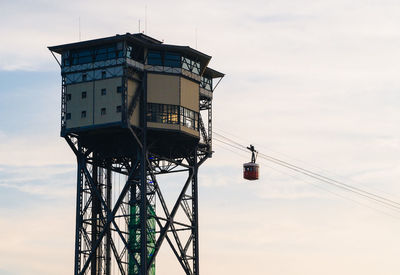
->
[49,33,223,159]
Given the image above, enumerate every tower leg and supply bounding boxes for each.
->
[192,150,199,275]
[139,72,148,275]
[139,154,148,275]
[105,162,112,275]
[69,134,206,275]
[74,145,84,275]
[91,164,100,275]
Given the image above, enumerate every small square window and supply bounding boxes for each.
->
[82,73,87,81]
[101,71,106,79]
[101,108,106,115]
[82,91,87,99]
[66,113,71,120]
[81,111,86,118]
[66,94,71,101]
[116,105,122,113]
[101,89,106,96]
[117,86,122,93]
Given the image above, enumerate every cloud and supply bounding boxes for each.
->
[0,164,75,199]
[0,204,74,275]
[0,131,74,166]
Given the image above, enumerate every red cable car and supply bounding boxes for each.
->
[243,145,259,180]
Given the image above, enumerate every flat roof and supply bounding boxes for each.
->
[204,67,225,79]
[48,32,224,77]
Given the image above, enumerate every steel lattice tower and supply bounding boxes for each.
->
[49,33,223,275]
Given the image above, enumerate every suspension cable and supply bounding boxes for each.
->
[213,131,400,213]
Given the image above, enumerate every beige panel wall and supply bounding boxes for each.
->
[127,79,140,127]
[181,126,200,138]
[147,73,180,105]
[147,122,199,138]
[147,122,180,131]
[180,77,199,112]
[94,78,123,125]
[66,82,94,128]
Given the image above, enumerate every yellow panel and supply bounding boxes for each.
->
[94,78,123,125]
[147,122,180,131]
[181,126,200,138]
[65,82,94,129]
[180,77,199,112]
[147,122,199,138]
[147,73,180,105]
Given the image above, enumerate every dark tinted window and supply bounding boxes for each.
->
[148,51,162,65]
[164,52,181,67]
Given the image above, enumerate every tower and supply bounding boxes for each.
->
[49,33,223,275]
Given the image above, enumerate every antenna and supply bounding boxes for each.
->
[79,17,81,41]
[145,5,148,34]
[195,27,198,49]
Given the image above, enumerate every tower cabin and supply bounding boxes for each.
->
[49,33,223,159]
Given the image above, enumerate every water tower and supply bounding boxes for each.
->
[49,33,223,275]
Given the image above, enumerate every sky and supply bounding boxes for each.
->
[1,0,400,274]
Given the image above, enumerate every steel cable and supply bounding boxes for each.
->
[213,133,400,213]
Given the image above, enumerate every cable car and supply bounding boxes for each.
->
[243,145,259,180]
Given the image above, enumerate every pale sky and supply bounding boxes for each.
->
[1,0,400,274]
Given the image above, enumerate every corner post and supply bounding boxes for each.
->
[91,161,99,275]
[192,148,200,275]
[74,142,84,275]
[105,160,112,275]
[139,72,148,275]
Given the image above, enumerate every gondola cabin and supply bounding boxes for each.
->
[243,144,259,180]
[243,162,259,180]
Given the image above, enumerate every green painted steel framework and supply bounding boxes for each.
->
[66,130,207,275]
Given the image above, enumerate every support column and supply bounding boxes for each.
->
[74,144,84,275]
[139,72,148,275]
[105,162,112,275]
[91,164,99,275]
[128,162,139,275]
[192,149,199,275]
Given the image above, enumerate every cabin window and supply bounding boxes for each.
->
[147,103,198,130]
[147,51,162,66]
[82,91,87,99]
[126,43,144,62]
[72,52,79,65]
[89,44,122,62]
[101,108,106,115]
[116,105,122,113]
[66,94,72,101]
[101,89,107,96]
[164,52,181,68]
[78,49,92,64]
[107,46,117,59]
[101,71,106,79]
[81,111,86,118]
[117,86,122,93]
[66,113,71,120]
[62,52,70,66]
[82,73,87,81]
[201,76,212,91]
[180,107,198,130]
[127,46,133,59]
[95,47,107,61]
[66,44,122,66]
[182,57,200,75]
[147,103,179,124]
